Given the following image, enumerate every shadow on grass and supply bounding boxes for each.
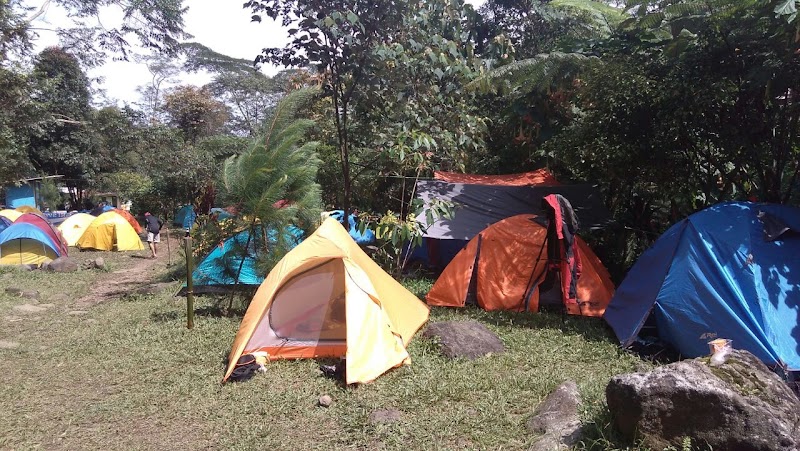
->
[428,305,618,345]
[150,304,247,322]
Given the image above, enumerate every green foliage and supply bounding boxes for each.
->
[1,0,188,68]
[163,85,230,144]
[219,87,323,273]
[37,176,61,210]
[366,197,453,276]
[100,171,153,203]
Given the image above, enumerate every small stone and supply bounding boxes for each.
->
[5,287,22,294]
[68,310,89,315]
[318,395,333,408]
[4,316,23,322]
[0,340,20,349]
[46,256,78,273]
[16,264,33,271]
[422,321,505,359]
[20,290,40,300]
[93,257,106,270]
[84,319,98,324]
[13,304,47,314]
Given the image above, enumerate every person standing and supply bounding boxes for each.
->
[144,212,163,258]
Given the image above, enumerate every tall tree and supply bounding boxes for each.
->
[27,47,97,202]
[0,0,189,66]
[246,0,407,227]
[163,85,230,144]
[182,43,287,136]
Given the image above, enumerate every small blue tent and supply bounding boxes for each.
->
[210,207,233,221]
[327,210,375,245]
[180,225,304,295]
[174,205,193,227]
[604,202,800,377]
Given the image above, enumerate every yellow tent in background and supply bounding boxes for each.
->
[15,205,43,215]
[58,213,96,247]
[0,209,22,222]
[77,211,144,251]
[223,218,430,385]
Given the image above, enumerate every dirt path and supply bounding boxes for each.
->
[74,230,184,308]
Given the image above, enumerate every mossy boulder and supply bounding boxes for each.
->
[606,349,799,450]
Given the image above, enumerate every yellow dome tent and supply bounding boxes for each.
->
[0,209,22,222]
[15,205,43,215]
[223,217,430,385]
[57,213,96,247]
[77,211,144,251]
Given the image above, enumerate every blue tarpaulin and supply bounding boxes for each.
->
[180,225,304,295]
[604,202,800,375]
[327,210,375,245]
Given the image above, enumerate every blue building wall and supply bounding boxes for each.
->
[5,183,36,209]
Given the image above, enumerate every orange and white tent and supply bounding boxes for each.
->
[426,214,614,317]
[224,217,429,385]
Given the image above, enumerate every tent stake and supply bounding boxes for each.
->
[185,236,195,329]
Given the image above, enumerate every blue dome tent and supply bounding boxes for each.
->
[604,202,800,379]
[0,222,63,265]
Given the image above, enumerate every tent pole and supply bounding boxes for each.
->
[521,234,548,311]
[228,224,254,314]
[185,236,195,329]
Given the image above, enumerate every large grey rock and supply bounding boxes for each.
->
[422,321,504,359]
[606,349,800,450]
[528,381,584,450]
[45,256,78,273]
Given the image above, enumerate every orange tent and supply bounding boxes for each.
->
[433,169,560,186]
[426,214,614,317]
[112,209,143,234]
[224,217,429,385]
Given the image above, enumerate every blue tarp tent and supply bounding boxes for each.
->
[179,225,304,295]
[174,205,193,227]
[210,207,233,221]
[327,210,375,245]
[604,202,800,377]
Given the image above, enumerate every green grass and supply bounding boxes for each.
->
[0,258,650,450]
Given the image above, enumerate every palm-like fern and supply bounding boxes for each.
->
[469,51,598,96]
[219,86,322,273]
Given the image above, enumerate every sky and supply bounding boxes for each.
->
[29,0,484,106]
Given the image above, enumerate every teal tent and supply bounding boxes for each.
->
[179,225,304,295]
[174,205,193,226]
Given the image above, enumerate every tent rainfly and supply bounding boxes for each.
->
[78,211,144,251]
[427,214,614,316]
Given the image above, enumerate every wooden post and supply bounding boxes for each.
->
[185,236,195,329]
[165,226,172,266]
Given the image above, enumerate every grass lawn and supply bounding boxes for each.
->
[0,253,650,450]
